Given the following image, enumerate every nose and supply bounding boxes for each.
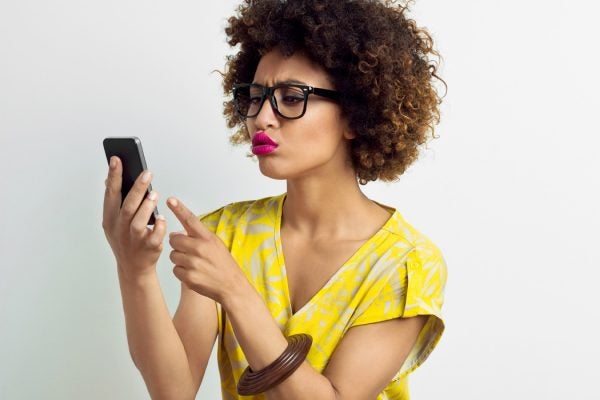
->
[253,94,279,130]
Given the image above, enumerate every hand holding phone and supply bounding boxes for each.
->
[103,137,158,225]
[102,137,166,279]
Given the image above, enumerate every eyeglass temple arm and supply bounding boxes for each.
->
[312,87,340,100]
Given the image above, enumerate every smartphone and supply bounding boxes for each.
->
[103,136,158,225]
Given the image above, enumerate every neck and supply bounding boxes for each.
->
[282,168,389,241]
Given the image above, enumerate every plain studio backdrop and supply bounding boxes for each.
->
[1,0,599,398]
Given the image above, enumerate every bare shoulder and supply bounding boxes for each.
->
[323,315,428,399]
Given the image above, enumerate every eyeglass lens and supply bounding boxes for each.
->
[235,85,306,118]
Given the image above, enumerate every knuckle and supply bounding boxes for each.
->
[120,210,133,221]
[136,180,148,190]
[137,171,151,185]
[105,185,120,197]
[120,204,135,217]
[130,223,145,236]
[146,237,162,249]
[169,232,184,245]
[189,243,202,257]
[107,171,120,183]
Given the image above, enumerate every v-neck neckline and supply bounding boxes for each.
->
[273,192,398,318]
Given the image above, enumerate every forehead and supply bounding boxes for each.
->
[252,48,332,87]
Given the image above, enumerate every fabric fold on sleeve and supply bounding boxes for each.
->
[197,205,227,234]
[348,242,447,382]
[349,258,408,327]
[394,244,447,380]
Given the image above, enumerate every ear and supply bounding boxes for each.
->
[343,129,357,140]
[341,118,357,140]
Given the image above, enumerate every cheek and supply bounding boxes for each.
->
[290,122,344,158]
[303,110,345,144]
[244,122,253,138]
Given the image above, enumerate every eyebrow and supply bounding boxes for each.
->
[252,79,309,86]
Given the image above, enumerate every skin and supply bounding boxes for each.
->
[102,48,428,399]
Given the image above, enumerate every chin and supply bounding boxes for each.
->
[257,162,288,181]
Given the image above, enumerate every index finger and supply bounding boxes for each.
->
[103,156,123,225]
[166,197,211,239]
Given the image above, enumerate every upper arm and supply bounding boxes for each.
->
[322,315,428,400]
[173,281,219,396]
[322,238,447,399]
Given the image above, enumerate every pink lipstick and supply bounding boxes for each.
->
[252,132,278,155]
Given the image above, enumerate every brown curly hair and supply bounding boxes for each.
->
[222,0,445,185]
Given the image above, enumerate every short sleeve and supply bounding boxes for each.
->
[197,201,254,247]
[197,205,226,235]
[396,244,447,379]
[350,261,408,327]
[350,242,447,380]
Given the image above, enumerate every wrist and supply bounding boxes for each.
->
[220,272,257,314]
[117,264,158,287]
[237,334,313,396]
[219,273,291,371]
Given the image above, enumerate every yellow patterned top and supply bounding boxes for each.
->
[198,192,447,400]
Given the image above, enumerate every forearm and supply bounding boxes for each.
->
[117,267,195,400]
[222,278,338,400]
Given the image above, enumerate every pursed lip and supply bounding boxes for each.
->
[252,131,278,147]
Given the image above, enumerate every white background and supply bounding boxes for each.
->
[1,1,599,399]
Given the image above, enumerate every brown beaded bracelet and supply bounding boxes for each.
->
[237,333,313,395]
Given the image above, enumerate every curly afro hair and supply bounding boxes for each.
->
[222,0,445,185]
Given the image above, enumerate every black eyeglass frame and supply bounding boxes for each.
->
[232,83,340,120]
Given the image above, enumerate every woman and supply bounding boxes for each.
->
[102,0,447,399]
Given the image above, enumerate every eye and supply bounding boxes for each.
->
[277,86,305,105]
[281,95,303,104]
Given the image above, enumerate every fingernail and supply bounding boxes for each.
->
[110,157,116,169]
[168,198,178,207]
[141,171,152,183]
[156,215,165,221]
[148,191,157,201]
